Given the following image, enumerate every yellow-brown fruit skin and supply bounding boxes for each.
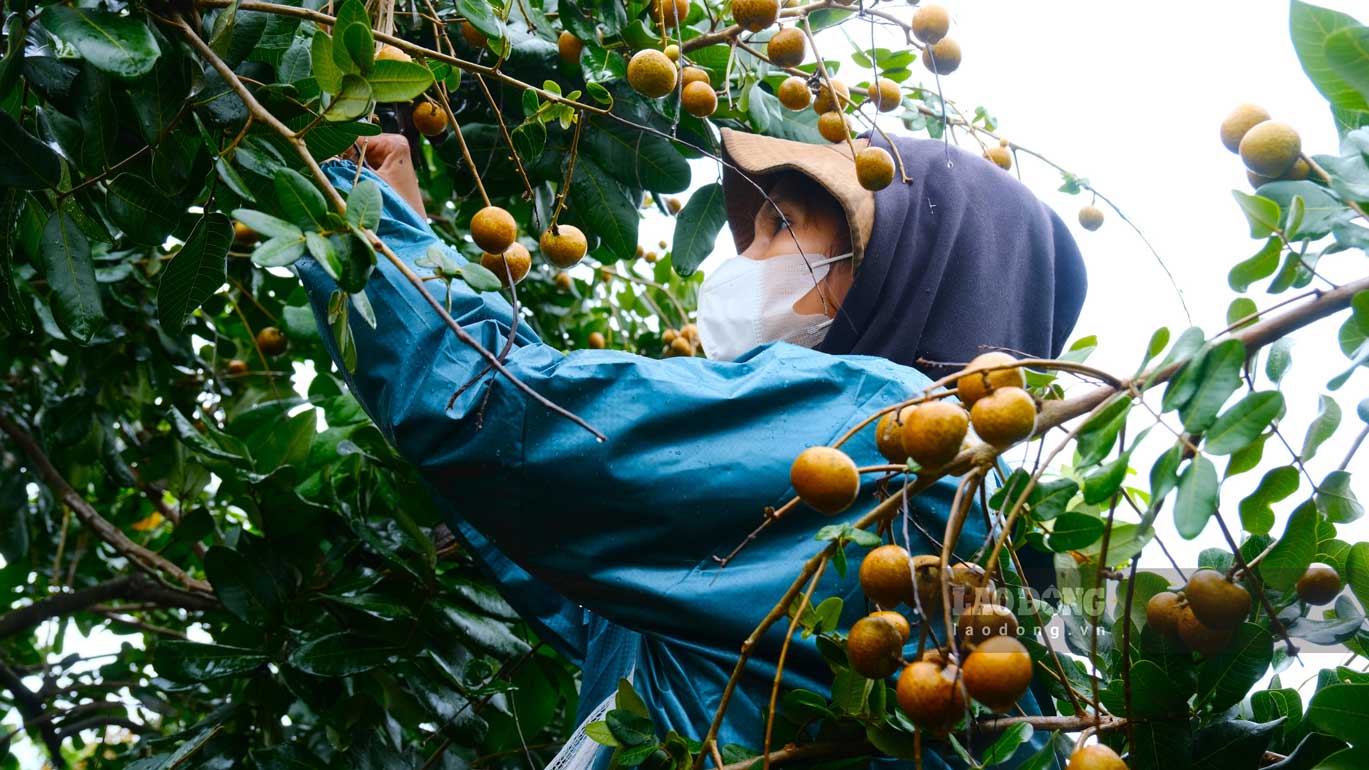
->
[1146,591,1184,636]
[554,272,573,291]
[557,31,583,64]
[871,610,911,643]
[257,327,288,357]
[874,406,913,463]
[856,146,895,191]
[233,221,258,246]
[818,111,848,143]
[922,38,960,75]
[778,76,812,110]
[1296,562,1342,605]
[962,636,1032,713]
[955,352,1024,407]
[767,28,806,68]
[1078,205,1104,231]
[226,359,249,375]
[896,662,965,734]
[732,0,779,32]
[460,21,486,49]
[412,102,448,137]
[911,4,950,44]
[650,0,690,27]
[471,206,518,254]
[682,81,718,117]
[1220,104,1271,154]
[867,78,901,112]
[956,603,1019,644]
[1184,569,1251,629]
[1239,120,1302,178]
[984,145,1012,170]
[669,336,695,357]
[860,544,914,609]
[681,66,711,86]
[588,331,606,349]
[1176,605,1234,657]
[790,446,860,515]
[481,243,532,287]
[911,554,942,616]
[540,225,588,268]
[627,49,678,98]
[376,44,411,62]
[667,197,683,214]
[664,44,680,61]
[812,80,849,114]
[970,387,1037,447]
[847,615,906,679]
[1067,745,1128,770]
[901,400,969,468]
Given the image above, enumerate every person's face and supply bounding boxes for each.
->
[739,177,854,318]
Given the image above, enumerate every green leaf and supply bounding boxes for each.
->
[584,120,690,194]
[157,641,268,682]
[672,183,727,276]
[1317,470,1363,523]
[157,213,232,331]
[323,73,373,122]
[1232,190,1282,239]
[1260,500,1319,591]
[1290,1,1369,113]
[1238,466,1299,536]
[251,235,307,267]
[1325,26,1369,106]
[367,59,435,102]
[339,22,374,76]
[346,179,383,230]
[1082,453,1129,505]
[0,111,62,189]
[1314,746,1369,770]
[605,709,654,746]
[979,722,1033,766]
[1190,719,1283,770]
[288,632,397,676]
[1205,391,1284,455]
[1046,512,1105,552]
[39,209,104,343]
[458,0,504,43]
[1180,339,1247,433]
[310,30,341,93]
[40,6,161,78]
[616,678,649,718]
[458,262,502,292]
[1196,623,1272,711]
[438,603,530,656]
[1307,683,1369,743]
[1075,395,1131,467]
[1266,337,1294,385]
[1228,238,1282,293]
[274,169,328,229]
[231,209,302,240]
[203,545,279,625]
[569,155,638,261]
[108,174,181,246]
[1345,542,1369,611]
[1301,395,1342,461]
[584,721,620,747]
[1174,456,1218,539]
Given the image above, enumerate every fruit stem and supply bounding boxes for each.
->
[761,559,827,770]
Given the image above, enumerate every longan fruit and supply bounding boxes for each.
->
[558,31,583,64]
[1219,104,1271,154]
[554,272,573,291]
[911,554,943,616]
[540,225,588,268]
[955,352,1024,407]
[1145,591,1184,636]
[681,66,711,86]
[922,38,960,75]
[650,0,690,27]
[874,406,913,463]
[256,327,288,356]
[818,111,849,143]
[471,206,517,254]
[900,400,969,468]
[664,43,680,61]
[376,44,411,62]
[767,27,806,67]
[1176,605,1234,657]
[232,221,258,246]
[412,102,448,136]
[984,145,1012,171]
[790,446,860,515]
[777,76,812,110]
[870,610,911,643]
[956,603,1019,643]
[669,335,695,356]
[460,21,486,49]
[1184,569,1251,630]
[481,242,532,287]
[658,239,669,249]
[666,197,683,214]
[681,323,699,342]
[812,79,849,113]
[732,0,779,32]
[1067,745,1128,770]
[682,80,718,117]
[644,250,658,263]
[866,77,901,112]
[588,331,606,349]
[1078,205,1104,231]
[855,146,895,191]
[911,4,950,44]
[970,387,1037,447]
[961,635,1032,713]
[1239,120,1301,178]
[627,49,678,98]
[860,544,914,608]
[847,614,906,679]
[1296,563,1342,606]
[896,661,965,734]
[226,359,248,375]
[662,328,678,344]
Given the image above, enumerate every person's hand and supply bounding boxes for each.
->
[348,133,427,219]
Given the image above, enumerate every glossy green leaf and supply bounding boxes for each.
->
[1046,511,1105,552]
[108,174,181,245]
[323,73,373,122]
[1205,391,1284,455]
[274,168,328,229]
[1307,683,1369,743]
[1325,26,1369,106]
[367,59,434,102]
[1238,466,1299,536]
[1266,337,1294,384]
[310,30,341,93]
[1301,395,1342,461]
[1260,500,1319,590]
[1174,456,1218,539]
[1317,470,1363,523]
[1190,718,1283,770]
[1232,190,1282,238]
[1075,395,1131,466]
[569,156,638,261]
[39,209,104,343]
[0,111,62,190]
[40,6,161,78]
[672,183,727,276]
[346,179,382,230]
[1196,623,1272,711]
[1180,339,1247,433]
[288,632,397,676]
[157,641,268,682]
[232,208,302,240]
[157,213,232,331]
[1290,1,1369,113]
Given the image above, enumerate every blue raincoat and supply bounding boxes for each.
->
[298,161,1059,769]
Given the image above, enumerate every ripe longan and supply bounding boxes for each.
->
[1067,745,1128,770]
[1078,205,1104,231]
[232,221,258,246]
[471,206,517,254]
[558,31,583,64]
[911,554,943,615]
[482,242,532,287]
[540,225,588,268]
[460,21,486,49]
[767,27,806,67]
[847,614,906,679]
[911,4,950,44]
[413,102,448,137]
[901,400,969,468]
[1296,562,1342,606]
[790,446,860,514]
[664,43,680,61]
[818,111,849,143]
[867,78,901,112]
[1239,120,1302,178]
[650,0,691,27]
[961,635,1032,712]
[554,272,573,291]
[874,406,913,463]
[896,661,965,734]
[627,49,678,98]
[970,387,1037,447]
[226,359,248,375]
[376,44,411,62]
[855,146,895,191]
[1176,605,1234,656]
[1145,591,1184,636]
[812,79,850,113]
[955,603,1019,643]
[860,544,914,608]
[682,80,718,117]
[922,38,960,75]
[681,66,711,86]
[778,76,812,110]
[1219,103,1271,154]
[984,145,1012,171]
[667,197,684,214]
[588,331,606,349]
[681,323,699,342]
[669,336,695,357]
[1183,569,1251,629]
[732,0,779,32]
[870,610,911,642]
[256,326,287,357]
[955,352,1024,407]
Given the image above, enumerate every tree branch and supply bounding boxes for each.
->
[0,661,66,768]
[0,573,215,641]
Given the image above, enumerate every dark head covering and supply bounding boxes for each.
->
[816,133,1088,380]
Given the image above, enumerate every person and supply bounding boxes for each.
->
[299,127,1087,770]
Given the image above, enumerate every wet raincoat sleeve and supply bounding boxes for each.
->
[295,162,949,638]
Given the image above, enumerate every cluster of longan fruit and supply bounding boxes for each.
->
[662,323,700,357]
[463,206,593,289]
[1219,104,1309,189]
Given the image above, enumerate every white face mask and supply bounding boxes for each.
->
[697,251,853,361]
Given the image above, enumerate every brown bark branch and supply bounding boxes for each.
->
[0,573,214,640]
[0,660,66,768]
